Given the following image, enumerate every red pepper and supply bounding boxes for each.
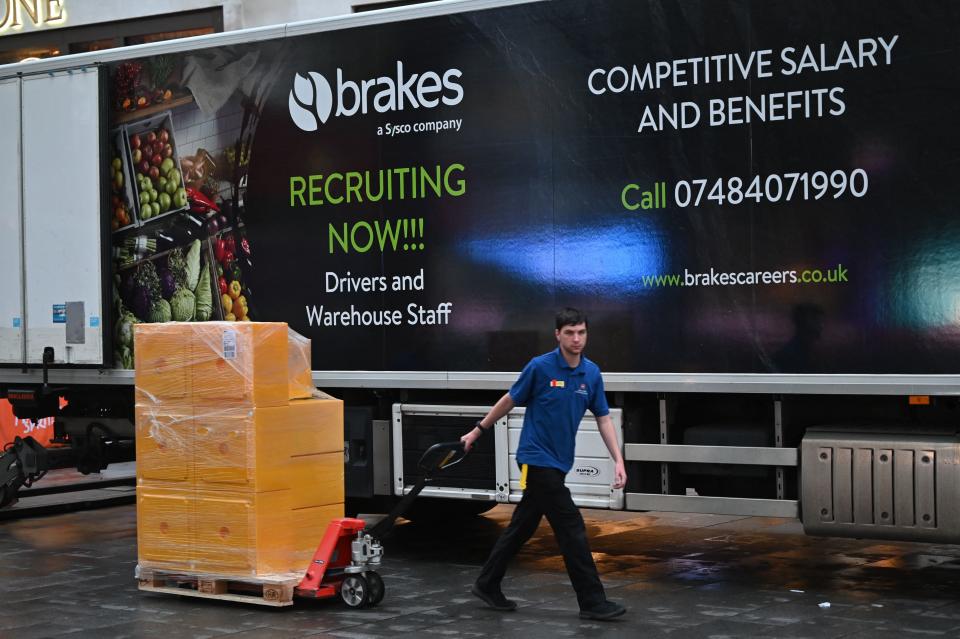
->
[240,237,251,256]
[213,238,226,262]
[186,186,220,213]
[224,234,236,255]
[218,276,228,295]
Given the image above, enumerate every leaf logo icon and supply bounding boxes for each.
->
[288,72,333,131]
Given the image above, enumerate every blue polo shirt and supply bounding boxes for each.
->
[510,348,610,473]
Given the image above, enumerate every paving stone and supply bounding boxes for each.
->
[4,503,960,638]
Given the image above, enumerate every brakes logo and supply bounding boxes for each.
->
[288,72,334,131]
[288,61,464,132]
[575,466,600,477]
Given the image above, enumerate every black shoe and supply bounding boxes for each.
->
[471,583,518,611]
[579,600,626,620]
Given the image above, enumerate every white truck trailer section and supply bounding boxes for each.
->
[1,0,960,541]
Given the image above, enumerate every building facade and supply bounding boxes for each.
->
[0,0,421,64]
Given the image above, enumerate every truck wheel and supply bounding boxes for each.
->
[340,574,370,608]
[366,571,385,606]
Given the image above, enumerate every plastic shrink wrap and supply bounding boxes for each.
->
[134,322,343,578]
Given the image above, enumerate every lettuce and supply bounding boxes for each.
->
[194,262,213,321]
[185,240,202,291]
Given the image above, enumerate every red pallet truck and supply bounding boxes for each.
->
[294,440,469,608]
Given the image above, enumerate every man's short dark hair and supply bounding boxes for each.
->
[556,307,588,330]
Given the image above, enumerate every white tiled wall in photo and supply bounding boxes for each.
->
[168,95,246,200]
[170,96,244,163]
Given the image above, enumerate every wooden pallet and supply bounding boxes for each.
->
[137,567,301,607]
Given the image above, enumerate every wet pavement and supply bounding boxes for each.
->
[4,502,960,638]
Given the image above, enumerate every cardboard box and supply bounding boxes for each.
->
[135,322,312,407]
[135,403,193,483]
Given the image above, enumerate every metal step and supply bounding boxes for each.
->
[0,462,136,520]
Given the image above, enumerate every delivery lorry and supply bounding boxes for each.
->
[1,0,960,541]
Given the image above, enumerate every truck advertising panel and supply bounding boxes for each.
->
[106,0,960,375]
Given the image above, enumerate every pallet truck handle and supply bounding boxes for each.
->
[364,441,467,540]
[417,440,468,474]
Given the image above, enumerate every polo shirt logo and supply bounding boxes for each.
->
[549,380,565,388]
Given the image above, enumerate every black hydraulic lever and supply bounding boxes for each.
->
[364,441,468,540]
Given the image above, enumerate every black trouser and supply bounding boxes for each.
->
[476,464,606,609]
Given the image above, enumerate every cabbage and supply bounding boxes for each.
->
[185,240,202,291]
[116,310,138,349]
[170,287,196,322]
[194,263,213,321]
[148,298,172,323]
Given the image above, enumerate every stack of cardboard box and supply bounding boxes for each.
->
[134,322,343,578]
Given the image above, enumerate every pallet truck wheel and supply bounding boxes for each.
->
[340,574,370,608]
[366,571,385,606]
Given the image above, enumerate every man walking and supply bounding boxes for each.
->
[461,307,627,620]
